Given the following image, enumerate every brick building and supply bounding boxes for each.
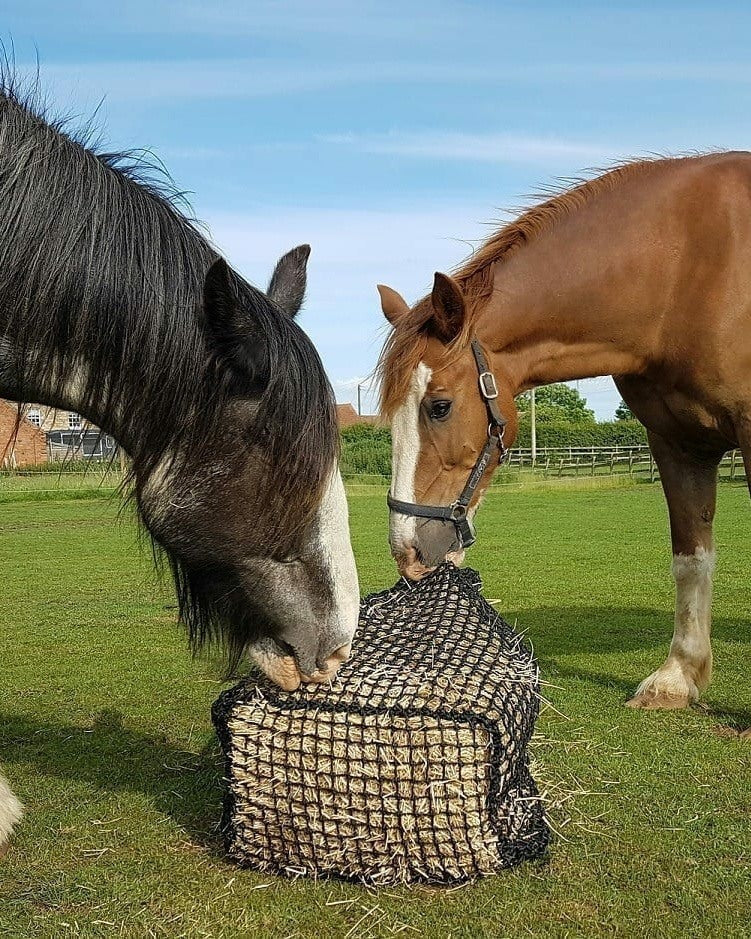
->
[0,401,117,464]
[20,405,84,434]
[0,400,48,467]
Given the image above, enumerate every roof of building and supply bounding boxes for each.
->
[336,404,381,428]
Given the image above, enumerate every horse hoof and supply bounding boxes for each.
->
[626,692,691,710]
[627,665,701,710]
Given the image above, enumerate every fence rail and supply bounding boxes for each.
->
[504,446,746,482]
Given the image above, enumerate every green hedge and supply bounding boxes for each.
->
[340,424,392,477]
[339,419,648,477]
[514,418,647,448]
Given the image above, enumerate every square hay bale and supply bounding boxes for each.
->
[212,564,549,885]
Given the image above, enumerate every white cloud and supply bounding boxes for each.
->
[173,0,430,39]
[321,131,621,165]
[20,59,531,106]
[25,54,751,114]
[22,56,751,111]
[572,62,751,82]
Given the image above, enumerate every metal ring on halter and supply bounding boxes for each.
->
[479,371,499,399]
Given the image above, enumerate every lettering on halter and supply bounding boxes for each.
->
[468,443,494,491]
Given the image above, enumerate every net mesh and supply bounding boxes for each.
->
[212,563,549,885]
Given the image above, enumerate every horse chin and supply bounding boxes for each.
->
[395,547,436,582]
[248,636,351,691]
[249,637,302,690]
[400,554,466,581]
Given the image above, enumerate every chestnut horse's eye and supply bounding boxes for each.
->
[428,399,452,421]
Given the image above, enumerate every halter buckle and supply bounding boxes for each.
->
[456,514,476,548]
[478,371,498,400]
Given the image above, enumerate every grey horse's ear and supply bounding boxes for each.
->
[203,257,267,382]
[267,244,311,317]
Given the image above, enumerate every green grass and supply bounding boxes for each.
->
[1,483,750,938]
[0,471,121,500]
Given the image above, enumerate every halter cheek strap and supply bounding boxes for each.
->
[386,338,509,549]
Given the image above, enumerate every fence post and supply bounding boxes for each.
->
[731,450,736,480]
[629,451,634,476]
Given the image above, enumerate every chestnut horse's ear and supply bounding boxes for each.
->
[377,284,410,326]
[267,244,311,318]
[430,272,466,343]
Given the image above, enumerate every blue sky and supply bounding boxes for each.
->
[5,1,751,417]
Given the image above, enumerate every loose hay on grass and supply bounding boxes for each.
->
[212,563,549,885]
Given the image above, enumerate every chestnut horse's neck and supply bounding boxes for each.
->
[478,277,647,396]
[472,156,717,395]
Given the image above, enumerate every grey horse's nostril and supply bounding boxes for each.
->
[329,643,351,664]
[301,643,351,684]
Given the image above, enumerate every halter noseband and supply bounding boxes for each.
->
[387,338,509,549]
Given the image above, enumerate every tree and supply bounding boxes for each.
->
[516,383,595,424]
[614,398,635,421]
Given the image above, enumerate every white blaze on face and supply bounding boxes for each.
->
[315,468,360,658]
[249,468,360,689]
[389,362,432,554]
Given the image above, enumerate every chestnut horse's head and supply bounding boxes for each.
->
[377,272,518,580]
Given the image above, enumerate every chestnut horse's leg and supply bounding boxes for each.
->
[737,430,751,739]
[627,430,721,709]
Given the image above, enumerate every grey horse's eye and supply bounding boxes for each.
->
[428,399,452,421]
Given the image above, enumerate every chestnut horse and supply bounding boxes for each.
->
[377,153,751,716]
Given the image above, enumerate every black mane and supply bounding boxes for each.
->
[0,75,338,662]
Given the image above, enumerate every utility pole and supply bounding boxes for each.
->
[357,383,363,416]
[530,388,537,465]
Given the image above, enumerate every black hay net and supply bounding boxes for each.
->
[212,563,550,885]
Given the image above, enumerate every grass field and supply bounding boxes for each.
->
[1,481,749,938]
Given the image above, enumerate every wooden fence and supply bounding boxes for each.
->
[505,446,747,482]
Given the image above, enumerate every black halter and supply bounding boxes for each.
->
[387,338,509,549]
